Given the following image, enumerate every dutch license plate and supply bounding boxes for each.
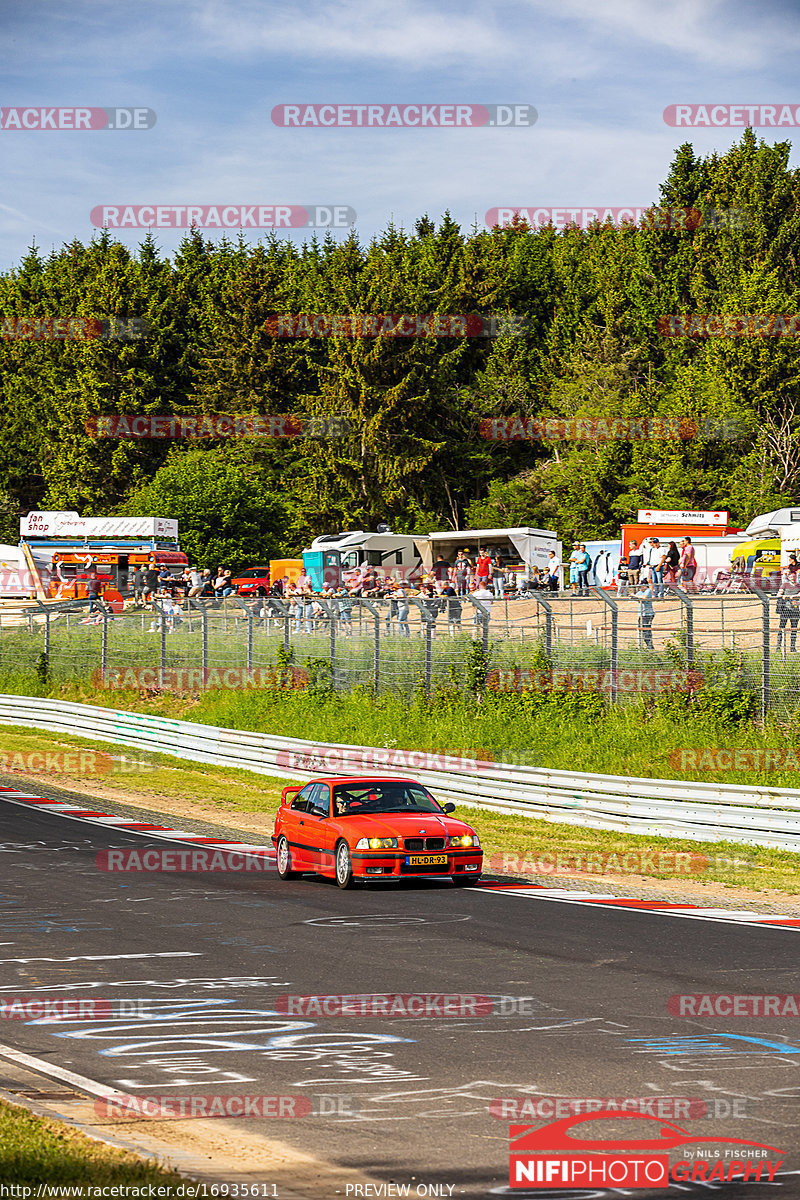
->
[407,854,448,867]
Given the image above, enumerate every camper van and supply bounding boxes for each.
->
[744,507,800,567]
[302,530,425,591]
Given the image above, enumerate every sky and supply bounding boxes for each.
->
[1,0,799,269]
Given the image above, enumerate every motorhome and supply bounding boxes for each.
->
[744,507,800,567]
[302,530,424,591]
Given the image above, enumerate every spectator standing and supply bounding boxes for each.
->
[335,586,353,636]
[646,537,666,600]
[664,541,680,586]
[432,556,451,585]
[546,550,561,592]
[577,544,591,596]
[185,566,204,601]
[132,566,146,606]
[490,553,505,598]
[471,581,493,632]
[453,551,471,597]
[627,541,642,589]
[475,550,492,591]
[85,569,103,614]
[776,571,800,652]
[616,555,630,598]
[568,543,581,593]
[679,538,696,591]
[633,577,655,649]
[143,563,159,603]
[385,581,399,633]
[394,583,410,637]
[441,582,462,633]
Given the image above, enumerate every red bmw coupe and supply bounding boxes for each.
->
[272,776,483,888]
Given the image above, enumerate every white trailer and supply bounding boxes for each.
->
[420,526,561,584]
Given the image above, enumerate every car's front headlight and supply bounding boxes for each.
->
[448,833,479,848]
[355,837,398,850]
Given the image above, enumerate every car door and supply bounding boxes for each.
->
[281,783,317,867]
[298,782,335,873]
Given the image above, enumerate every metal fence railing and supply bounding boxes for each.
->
[3,588,800,715]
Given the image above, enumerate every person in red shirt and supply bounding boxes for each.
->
[475,551,492,588]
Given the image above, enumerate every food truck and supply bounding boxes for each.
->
[2,512,186,607]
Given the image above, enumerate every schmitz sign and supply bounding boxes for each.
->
[637,509,728,525]
[21,512,178,539]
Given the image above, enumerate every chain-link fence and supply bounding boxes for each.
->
[4,586,800,716]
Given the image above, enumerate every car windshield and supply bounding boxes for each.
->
[331,782,443,816]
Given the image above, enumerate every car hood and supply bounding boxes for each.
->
[336,812,476,839]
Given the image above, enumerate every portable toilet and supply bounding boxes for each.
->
[302,549,341,591]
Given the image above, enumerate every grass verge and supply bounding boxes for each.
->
[0,1098,186,1191]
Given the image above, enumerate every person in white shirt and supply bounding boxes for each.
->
[646,537,666,599]
[471,583,493,630]
[547,550,561,591]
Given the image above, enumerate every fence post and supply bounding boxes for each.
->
[590,586,618,704]
[101,608,108,680]
[160,603,167,687]
[231,597,254,672]
[669,588,694,669]
[360,599,382,692]
[189,599,208,683]
[534,592,554,658]
[752,585,771,718]
[44,609,51,660]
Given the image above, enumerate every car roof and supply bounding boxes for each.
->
[313,776,423,785]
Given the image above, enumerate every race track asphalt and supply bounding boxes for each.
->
[0,790,798,1199]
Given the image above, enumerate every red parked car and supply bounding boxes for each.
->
[230,566,271,597]
[273,776,483,888]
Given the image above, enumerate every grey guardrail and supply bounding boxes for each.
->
[0,694,797,852]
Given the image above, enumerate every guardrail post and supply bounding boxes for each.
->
[590,586,618,703]
[753,585,771,718]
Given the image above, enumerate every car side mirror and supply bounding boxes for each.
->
[443,802,456,814]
